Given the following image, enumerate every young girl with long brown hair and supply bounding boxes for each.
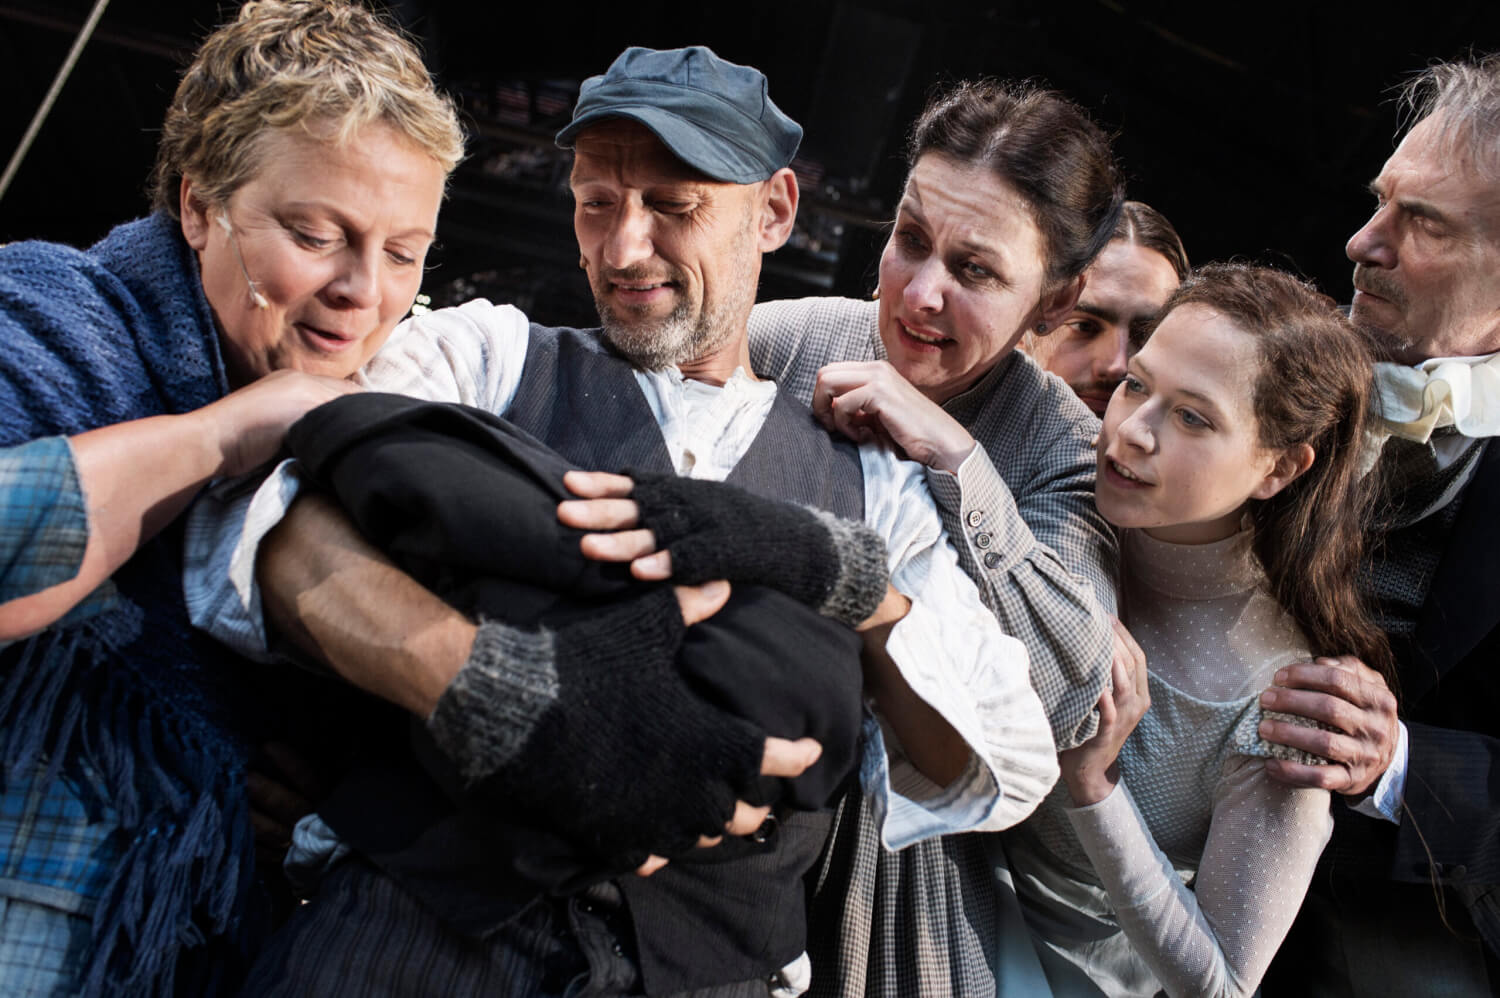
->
[1006,262,1393,997]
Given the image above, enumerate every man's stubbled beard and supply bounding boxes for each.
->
[594,211,759,371]
[1350,262,1416,362]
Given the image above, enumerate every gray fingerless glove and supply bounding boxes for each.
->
[425,588,765,868]
[630,473,889,628]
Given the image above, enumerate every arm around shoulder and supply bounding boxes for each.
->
[747,296,878,402]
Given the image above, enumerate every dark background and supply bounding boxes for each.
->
[2,0,1498,325]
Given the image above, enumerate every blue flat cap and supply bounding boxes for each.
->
[556,45,802,184]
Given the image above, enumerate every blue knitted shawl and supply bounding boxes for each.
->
[0,213,260,995]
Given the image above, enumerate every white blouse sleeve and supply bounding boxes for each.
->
[859,443,1058,848]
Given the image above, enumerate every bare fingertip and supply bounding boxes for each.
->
[635,855,669,877]
[631,553,672,581]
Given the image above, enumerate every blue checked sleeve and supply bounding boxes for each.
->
[0,437,89,603]
[0,436,116,633]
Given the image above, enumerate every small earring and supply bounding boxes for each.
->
[1035,321,1048,333]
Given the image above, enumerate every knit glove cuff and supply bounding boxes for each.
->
[631,473,889,628]
[428,620,566,786]
[426,589,765,866]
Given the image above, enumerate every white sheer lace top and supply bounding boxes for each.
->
[1009,528,1333,997]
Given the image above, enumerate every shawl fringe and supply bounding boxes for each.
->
[0,624,253,996]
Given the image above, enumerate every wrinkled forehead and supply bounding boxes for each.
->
[569,119,715,185]
[1388,113,1500,199]
[1382,112,1500,237]
[1402,107,1500,182]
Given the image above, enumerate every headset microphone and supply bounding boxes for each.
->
[216,213,270,309]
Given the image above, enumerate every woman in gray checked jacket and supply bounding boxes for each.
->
[748,78,1126,997]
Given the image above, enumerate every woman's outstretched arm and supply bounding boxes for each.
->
[0,371,353,641]
[1069,749,1332,996]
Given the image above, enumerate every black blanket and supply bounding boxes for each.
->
[286,392,866,900]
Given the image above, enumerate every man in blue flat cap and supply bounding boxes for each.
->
[187,45,1052,997]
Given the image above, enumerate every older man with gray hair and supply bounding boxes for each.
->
[1260,53,1500,996]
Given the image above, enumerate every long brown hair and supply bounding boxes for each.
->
[1161,263,1396,686]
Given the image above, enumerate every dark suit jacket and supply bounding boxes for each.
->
[1326,436,1500,950]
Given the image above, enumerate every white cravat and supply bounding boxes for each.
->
[1374,350,1500,443]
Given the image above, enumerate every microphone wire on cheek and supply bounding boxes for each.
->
[216,212,271,310]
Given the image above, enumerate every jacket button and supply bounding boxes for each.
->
[966,509,984,527]
[983,552,1001,569]
[975,532,993,549]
